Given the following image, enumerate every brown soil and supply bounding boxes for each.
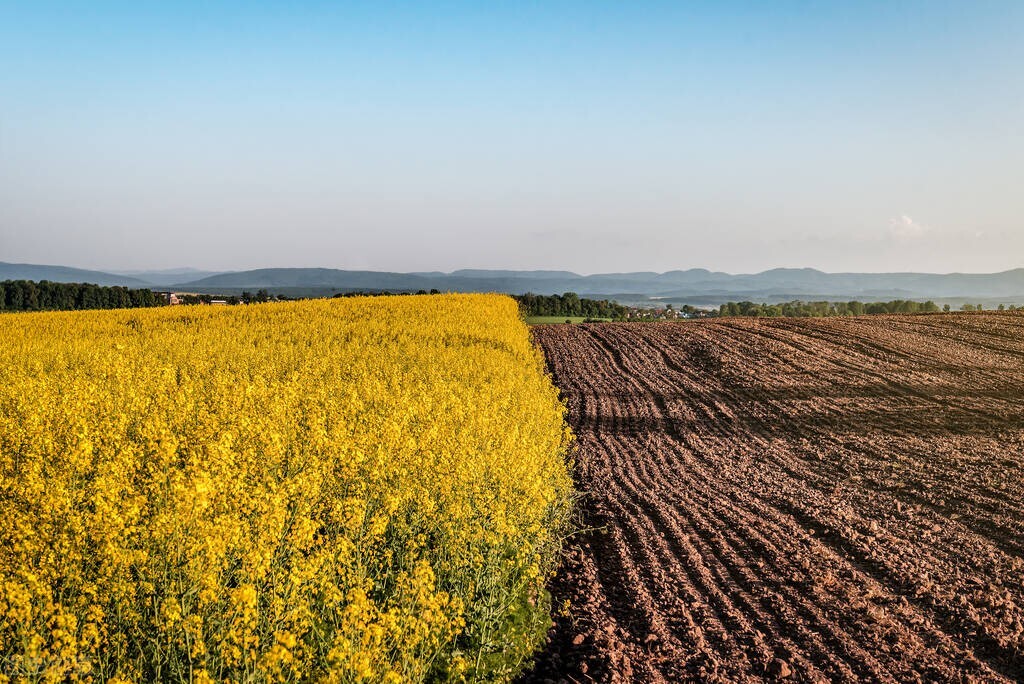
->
[521,314,1024,683]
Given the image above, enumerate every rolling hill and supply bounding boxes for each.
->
[0,262,155,288]
[6,262,1024,306]
[173,266,1024,305]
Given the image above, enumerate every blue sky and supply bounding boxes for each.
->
[1,2,1022,273]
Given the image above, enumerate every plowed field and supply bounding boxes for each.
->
[524,314,1024,683]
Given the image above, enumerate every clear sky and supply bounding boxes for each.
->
[1,1,1021,274]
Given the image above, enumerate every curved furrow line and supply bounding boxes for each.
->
[608,382,995,682]
[646,443,1011,682]
[802,318,982,371]
[604,435,816,681]
[530,326,679,682]
[563,328,794,678]
[584,327,728,420]
[613,436,892,682]
[595,472,749,680]
[696,324,1024,557]
[587,354,917,680]
[770,496,1024,681]
[876,316,1024,364]
[567,331,724,681]
[793,321,1024,425]
[580,407,748,674]
[778,317,1019,413]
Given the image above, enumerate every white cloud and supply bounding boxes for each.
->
[889,214,929,240]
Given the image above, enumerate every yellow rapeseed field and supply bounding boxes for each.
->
[0,294,574,683]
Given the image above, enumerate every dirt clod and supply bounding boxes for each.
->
[768,658,793,678]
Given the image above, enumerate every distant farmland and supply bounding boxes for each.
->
[526,313,1024,683]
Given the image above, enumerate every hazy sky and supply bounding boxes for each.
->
[1,1,1022,274]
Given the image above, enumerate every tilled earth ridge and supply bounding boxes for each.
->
[521,314,1024,683]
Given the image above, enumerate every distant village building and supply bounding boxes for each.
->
[209,299,227,306]
[168,293,181,305]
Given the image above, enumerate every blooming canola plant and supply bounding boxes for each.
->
[0,294,573,682]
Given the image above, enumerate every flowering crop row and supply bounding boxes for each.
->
[0,294,573,682]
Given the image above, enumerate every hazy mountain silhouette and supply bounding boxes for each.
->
[0,262,155,287]
[6,262,1024,305]
[175,266,1024,302]
[109,267,226,286]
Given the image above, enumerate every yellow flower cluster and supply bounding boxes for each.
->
[0,294,573,682]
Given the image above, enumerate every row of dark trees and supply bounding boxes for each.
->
[0,280,166,312]
[515,292,628,319]
[716,299,943,318]
[176,290,291,305]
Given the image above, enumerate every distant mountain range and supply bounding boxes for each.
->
[0,262,156,288]
[107,267,227,287]
[4,261,1024,307]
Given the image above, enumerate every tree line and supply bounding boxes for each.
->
[0,280,166,312]
[716,300,943,318]
[515,292,628,319]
